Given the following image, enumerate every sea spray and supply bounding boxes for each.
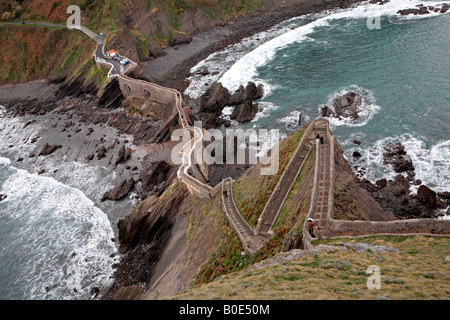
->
[0,157,118,300]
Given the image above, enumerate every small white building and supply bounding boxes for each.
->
[106,50,118,58]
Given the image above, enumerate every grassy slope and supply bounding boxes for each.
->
[173,235,450,300]
[0,0,263,86]
[192,127,316,285]
[232,128,306,228]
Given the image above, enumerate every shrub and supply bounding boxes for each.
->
[2,12,12,21]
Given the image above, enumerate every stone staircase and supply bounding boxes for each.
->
[221,121,331,256]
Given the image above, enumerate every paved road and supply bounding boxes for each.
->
[0,21,125,77]
[0,21,66,28]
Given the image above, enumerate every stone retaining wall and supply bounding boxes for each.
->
[255,122,314,234]
[304,121,450,242]
[302,138,321,250]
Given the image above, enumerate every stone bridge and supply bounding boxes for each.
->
[78,23,450,256]
[302,120,450,249]
[221,120,325,256]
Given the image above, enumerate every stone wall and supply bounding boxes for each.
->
[118,75,179,107]
[255,122,315,235]
[305,121,450,241]
[302,139,321,250]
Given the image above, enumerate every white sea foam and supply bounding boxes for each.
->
[277,111,311,129]
[324,85,381,128]
[0,161,118,300]
[214,0,448,94]
[251,101,280,123]
[184,14,325,99]
[0,155,11,166]
[347,134,450,194]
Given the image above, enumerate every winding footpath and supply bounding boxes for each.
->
[8,21,449,256]
[221,120,328,256]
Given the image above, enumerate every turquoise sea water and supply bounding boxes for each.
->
[186,0,450,193]
[0,0,449,301]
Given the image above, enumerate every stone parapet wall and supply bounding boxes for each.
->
[256,122,315,234]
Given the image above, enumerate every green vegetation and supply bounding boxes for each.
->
[0,0,264,86]
[233,128,306,228]
[174,235,450,300]
[194,127,316,285]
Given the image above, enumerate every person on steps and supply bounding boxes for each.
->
[307,218,316,238]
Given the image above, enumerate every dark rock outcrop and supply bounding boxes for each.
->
[383,142,414,175]
[98,78,125,110]
[38,143,62,157]
[230,101,259,123]
[169,33,193,47]
[397,3,449,15]
[101,178,135,202]
[197,81,264,128]
[438,191,450,199]
[417,185,437,208]
[102,183,189,300]
[359,174,440,219]
[198,82,230,115]
[97,146,107,160]
[332,91,362,120]
[321,91,362,121]
[0,194,7,202]
[376,179,388,189]
[138,160,175,197]
[115,146,131,166]
[352,151,362,158]
[148,43,166,60]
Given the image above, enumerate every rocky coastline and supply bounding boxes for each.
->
[353,140,450,220]
[1,0,448,301]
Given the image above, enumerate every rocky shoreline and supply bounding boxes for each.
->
[353,140,450,220]
[145,0,365,91]
[2,0,448,301]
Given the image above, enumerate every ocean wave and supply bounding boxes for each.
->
[183,14,324,99]
[251,101,280,123]
[214,0,448,94]
[0,164,118,300]
[0,155,11,166]
[277,111,311,129]
[346,134,450,194]
[323,85,381,128]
